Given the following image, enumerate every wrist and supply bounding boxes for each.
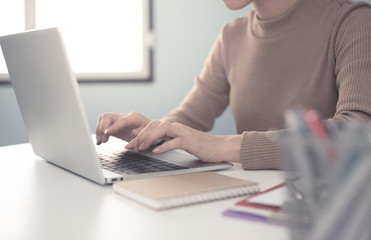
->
[221,135,242,163]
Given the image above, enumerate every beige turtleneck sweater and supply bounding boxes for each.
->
[162,0,371,169]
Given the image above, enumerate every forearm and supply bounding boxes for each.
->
[239,111,371,171]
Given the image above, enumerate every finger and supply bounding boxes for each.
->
[96,114,114,144]
[134,121,164,151]
[104,111,147,137]
[152,138,185,154]
[100,114,120,143]
[95,116,103,145]
[103,114,132,137]
[125,138,136,150]
[131,127,143,138]
[136,121,181,151]
[127,126,164,151]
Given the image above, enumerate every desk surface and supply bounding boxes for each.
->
[0,143,289,240]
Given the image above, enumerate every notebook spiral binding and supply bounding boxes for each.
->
[161,184,260,209]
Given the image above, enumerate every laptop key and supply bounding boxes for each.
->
[99,150,188,175]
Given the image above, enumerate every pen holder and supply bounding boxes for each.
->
[280,109,371,240]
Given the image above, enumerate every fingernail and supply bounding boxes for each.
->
[153,147,160,153]
[104,127,111,135]
[126,141,133,149]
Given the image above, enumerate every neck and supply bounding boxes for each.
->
[253,0,299,20]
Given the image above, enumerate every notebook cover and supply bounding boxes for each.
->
[113,172,259,210]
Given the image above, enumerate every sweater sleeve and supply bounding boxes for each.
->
[332,3,371,122]
[241,4,371,170]
[241,130,284,170]
[161,27,230,132]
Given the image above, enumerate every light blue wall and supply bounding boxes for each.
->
[1,0,370,147]
[0,0,249,146]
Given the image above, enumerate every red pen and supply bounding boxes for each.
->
[304,109,329,139]
[304,109,337,161]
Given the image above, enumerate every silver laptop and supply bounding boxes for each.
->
[0,27,232,185]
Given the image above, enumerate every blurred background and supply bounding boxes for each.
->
[0,0,248,146]
[1,0,369,147]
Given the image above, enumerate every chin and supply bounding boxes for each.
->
[222,0,253,10]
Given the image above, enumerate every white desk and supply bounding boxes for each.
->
[0,143,290,240]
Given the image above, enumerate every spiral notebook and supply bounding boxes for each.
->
[113,172,260,210]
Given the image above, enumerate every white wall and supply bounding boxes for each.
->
[0,0,248,146]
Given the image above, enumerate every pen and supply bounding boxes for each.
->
[303,109,337,162]
[284,109,317,203]
[223,208,288,225]
[285,178,304,201]
[303,109,330,139]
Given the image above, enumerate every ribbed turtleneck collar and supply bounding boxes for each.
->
[250,0,325,39]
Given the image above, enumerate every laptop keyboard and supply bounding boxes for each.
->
[98,150,188,175]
